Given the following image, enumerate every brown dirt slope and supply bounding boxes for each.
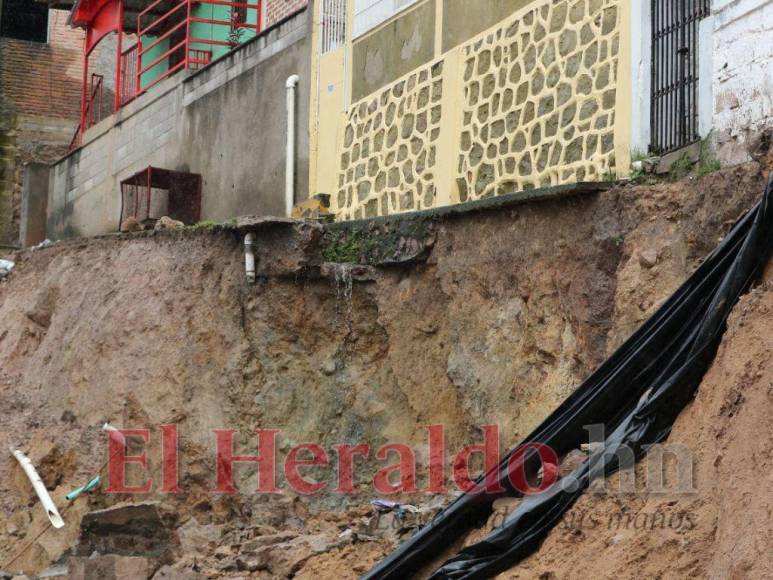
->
[0,157,771,576]
[495,266,773,580]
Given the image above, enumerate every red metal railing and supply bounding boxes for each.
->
[85,73,104,129]
[136,0,262,95]
[188,48,212,69]
[68,124,82,152]
[70,73,104,151]
[75,0,262,147]
[119,43,139,105]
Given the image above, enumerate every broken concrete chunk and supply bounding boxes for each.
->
[78,502,171,558]
[68,555,148,580]
[292,194,334,222]
[154,216,185,231]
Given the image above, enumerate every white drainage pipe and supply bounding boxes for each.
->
[245,233,256,284]
[285,74,300,218]
[11,448,65,529]
[103,422,127,447]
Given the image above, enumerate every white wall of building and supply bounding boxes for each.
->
[629,0,773,164]
[712,0,773,163]
[353,0,420,38]
[630,0,652,154]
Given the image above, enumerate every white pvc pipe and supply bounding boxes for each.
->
[11,448,65,529]
[244,233,256,284]
[286,74,300,217]
[103,422,127,448]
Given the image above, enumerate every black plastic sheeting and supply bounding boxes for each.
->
[365,176,773,580]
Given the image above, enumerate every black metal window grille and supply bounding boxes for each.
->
[0,0,49,43]
[650,0,711,155]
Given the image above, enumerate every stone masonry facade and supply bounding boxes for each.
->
[457,0,619,200]
[336,60,444,220]
[332,0,620,219]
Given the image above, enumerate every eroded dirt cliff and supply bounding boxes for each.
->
[0,157,771,577]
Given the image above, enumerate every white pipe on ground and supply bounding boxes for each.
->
[285,74,301,217]
[245,233,256,284]
[11,448,65,528]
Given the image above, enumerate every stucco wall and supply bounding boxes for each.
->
[351,0,436,102]
[442,0,532,52]
[713,0,773,164]
[353,0,422,38]
[180,32,310,220]
[47,8,311,239]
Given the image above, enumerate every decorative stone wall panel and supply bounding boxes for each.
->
[336,61,444,220]
[456,0,620,200]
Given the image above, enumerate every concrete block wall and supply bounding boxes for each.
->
[47,8,311,239]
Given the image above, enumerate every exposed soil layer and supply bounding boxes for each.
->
[0,156,771,577]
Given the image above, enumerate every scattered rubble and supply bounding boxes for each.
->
[0,259,14,280]
[154,217,185,231]
[292,194,334,222]
[120,217,144,233]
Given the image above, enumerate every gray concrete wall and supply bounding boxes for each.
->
[20,162,49,246]
[180,31,310,219]
[47,8,310,240]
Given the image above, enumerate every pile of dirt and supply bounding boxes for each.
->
[0,156,771,577]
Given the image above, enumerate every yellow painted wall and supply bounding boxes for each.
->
[310,48,347,195]
[309,0,631,220]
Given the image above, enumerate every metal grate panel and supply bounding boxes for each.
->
[321,0,347,54]
[120,167,202,229]
[650,0,711,155]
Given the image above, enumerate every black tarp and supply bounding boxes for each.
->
[365,175,773,580]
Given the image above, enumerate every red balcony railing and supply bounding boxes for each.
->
[70,73,104,151]
[119,43,139,106]
[135,0,262,94]
[76,0,262,148]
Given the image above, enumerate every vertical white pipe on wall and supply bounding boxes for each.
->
[286,74,301,217]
